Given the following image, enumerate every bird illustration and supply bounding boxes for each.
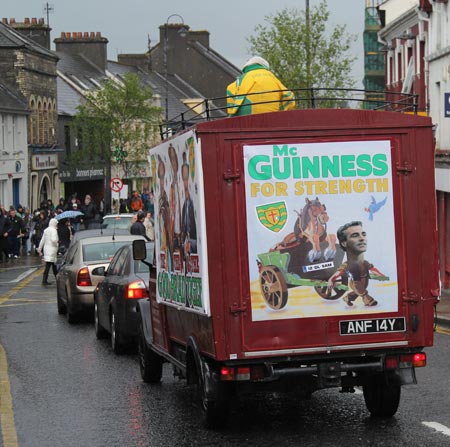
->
[364,196,387,221]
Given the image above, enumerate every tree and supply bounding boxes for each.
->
[247,0,357,107]
[70,72,162,173]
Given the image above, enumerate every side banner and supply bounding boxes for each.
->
[244,140,398,321]
[149,130,209,314]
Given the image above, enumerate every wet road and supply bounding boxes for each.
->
[1,258,450,446]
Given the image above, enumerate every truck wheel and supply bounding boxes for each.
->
[314,285,345,300]
[198,375,229,429]
[363,375,401,417]
[138,325,163,383]
[260,266,288,310]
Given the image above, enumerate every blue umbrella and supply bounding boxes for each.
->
[55,210,84,220]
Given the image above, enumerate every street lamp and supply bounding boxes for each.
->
[164,14,187,126]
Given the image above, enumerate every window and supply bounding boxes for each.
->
[82,241,131,262]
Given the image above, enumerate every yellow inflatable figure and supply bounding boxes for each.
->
[227,56,295,116]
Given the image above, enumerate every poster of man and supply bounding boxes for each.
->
[243,139,398,321]
[150,130,207,314]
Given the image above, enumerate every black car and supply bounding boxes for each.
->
[94,240,154,353]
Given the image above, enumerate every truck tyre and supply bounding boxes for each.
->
[198,372,229,429]
[363,375,401,417]
[138,324,163,383]
[260,266,288,310]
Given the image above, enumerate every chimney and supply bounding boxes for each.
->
[188,30,210,48]
[9,17,51,49]
[54,31,109,72]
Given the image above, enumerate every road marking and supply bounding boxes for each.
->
[422,421,450,437]
[0,344,19,447]
[0,266,45,446]
[0,268,38,284]
[0,268,43,305]
[435,326,450,335]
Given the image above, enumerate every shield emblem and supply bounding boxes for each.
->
[256,202,287,232]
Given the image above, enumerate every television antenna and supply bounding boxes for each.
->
[43,3,54,27]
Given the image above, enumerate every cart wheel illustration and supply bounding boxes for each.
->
[313,285,345,300]
[260,266,288,310]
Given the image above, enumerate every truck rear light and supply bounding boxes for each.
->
[413,352,426,368]
[77,267,92,287]
[385,353,427,370]
[236,367,251,380]
[221,366,261,381]
[220,366,235,381]
[125,281,149,299]
[384,356,398,370]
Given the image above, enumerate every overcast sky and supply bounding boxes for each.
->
[3,0,366,85]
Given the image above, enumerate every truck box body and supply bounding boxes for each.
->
[142,108,439,426]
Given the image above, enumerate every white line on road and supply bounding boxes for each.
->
[0,268,37,284]
[422,422,450,437]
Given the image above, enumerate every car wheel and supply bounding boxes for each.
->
[110,310,124,354]
[66,290,77,324]
[94,301,108,339]
[138,323,163,383]
[56,288,67,315]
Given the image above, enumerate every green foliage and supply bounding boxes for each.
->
[247,0,357,107]
[70,72,161,167]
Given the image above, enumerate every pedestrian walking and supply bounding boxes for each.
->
[0,208,11,263]
[37,218,59,285]
[7,206,26,258]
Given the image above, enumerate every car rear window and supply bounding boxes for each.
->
[82,241,132,262]
[102,216,132,230]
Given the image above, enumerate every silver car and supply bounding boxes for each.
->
[56,233,146,323]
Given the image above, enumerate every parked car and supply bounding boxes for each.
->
[101,214,135,230]
[56,233,146,323]
[94,240,154,353]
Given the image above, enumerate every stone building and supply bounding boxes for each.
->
[0,18,60,211]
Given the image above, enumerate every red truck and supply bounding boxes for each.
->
[134,104,440,428]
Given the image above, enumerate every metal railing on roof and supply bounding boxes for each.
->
[160,88,419,140]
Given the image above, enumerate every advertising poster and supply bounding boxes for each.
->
[244,140,398,322]
[150,130,209,314]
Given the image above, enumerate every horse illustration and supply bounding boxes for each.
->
[292,197,337,262]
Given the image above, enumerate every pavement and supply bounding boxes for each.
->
[1,251,450,329]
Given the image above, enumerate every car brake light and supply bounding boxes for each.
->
[126,281,149,299]
[77,267,92,287]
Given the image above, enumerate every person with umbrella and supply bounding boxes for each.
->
[57,205,83,232]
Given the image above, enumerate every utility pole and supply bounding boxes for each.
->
[305,0,311,91]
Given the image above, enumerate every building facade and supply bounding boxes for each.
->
[0,82,29,208]
[0,18,60,211]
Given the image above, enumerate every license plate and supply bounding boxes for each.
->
[340,317,406,335]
